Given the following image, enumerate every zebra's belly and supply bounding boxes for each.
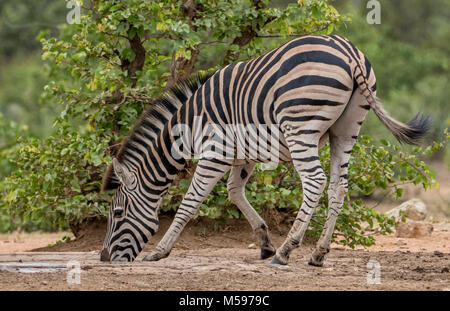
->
[231,131,330,166]
[230,130,292,164]
[199,123,330,164]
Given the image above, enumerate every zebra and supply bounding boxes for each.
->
[100,35,430,265]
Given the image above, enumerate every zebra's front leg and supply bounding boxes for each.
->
[309,135,355,267]
[143,159,231,261]
[271,139,327,266]
[227,162,276,259]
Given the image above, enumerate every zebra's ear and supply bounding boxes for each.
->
[101,163,120,192]
[112,158,133,187]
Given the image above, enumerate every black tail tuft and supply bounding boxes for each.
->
[371,98,432,146]
[402,113,432,145]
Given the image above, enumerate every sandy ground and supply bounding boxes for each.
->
[0,217,449,291]
[0,232,74,252]
[0,248,449,291]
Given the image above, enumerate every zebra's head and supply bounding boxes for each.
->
[100,158,159,262]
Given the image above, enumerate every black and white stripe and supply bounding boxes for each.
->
[100,35,430,264]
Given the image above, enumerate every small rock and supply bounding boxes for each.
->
[248,243,256,249]
[386,199,427,221]
[412,266,425,273]
[441,267,449,273]
[395,238,407,246]
[395,220,433,238]
[434,251,444,257]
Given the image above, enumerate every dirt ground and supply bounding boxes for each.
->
[0,161,449,290]
[0,216,449,291]
[0,232,74,252]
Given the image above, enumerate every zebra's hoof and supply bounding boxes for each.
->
[270,255,288,266]
[308,258,324,267]
[260,247,276,260]
[142,251,168,262]
[308,254,324,267]
[142,254,160,262]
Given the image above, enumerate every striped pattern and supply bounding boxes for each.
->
[100,35,430,264]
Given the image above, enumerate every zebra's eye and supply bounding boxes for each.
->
[113,208,124,218]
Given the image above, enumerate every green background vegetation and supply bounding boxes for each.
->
[0,0,448,247]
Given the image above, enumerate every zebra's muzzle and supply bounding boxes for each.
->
[100,248,111,262]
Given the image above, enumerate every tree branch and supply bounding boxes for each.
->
[166,0,202,88]
[223,0,275,65]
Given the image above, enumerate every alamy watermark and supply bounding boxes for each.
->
[66,260,81,285]
[366,259,381,285]
[366,0,381,25]
[67,1,378,26]
[66,0,81,24]
[170,117,281,164]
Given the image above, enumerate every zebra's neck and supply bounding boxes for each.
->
[101,73,213,193]
[130,90,206,198]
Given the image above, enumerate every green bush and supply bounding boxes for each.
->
[1,125,111,231]
[0,112,29,231]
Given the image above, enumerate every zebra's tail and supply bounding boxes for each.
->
[354,65,431,145]
[371,100,431,145]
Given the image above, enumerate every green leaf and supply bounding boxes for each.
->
[121,48,136,62]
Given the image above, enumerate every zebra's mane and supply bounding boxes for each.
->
[101,71,214,191]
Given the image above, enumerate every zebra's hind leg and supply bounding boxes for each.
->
[308,134,353,267]
[309,91,370,267]
[227,162,276,259]
[143,159,231,262]
[271,134,327,266]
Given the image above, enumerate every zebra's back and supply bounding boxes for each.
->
[195,35,373,163]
